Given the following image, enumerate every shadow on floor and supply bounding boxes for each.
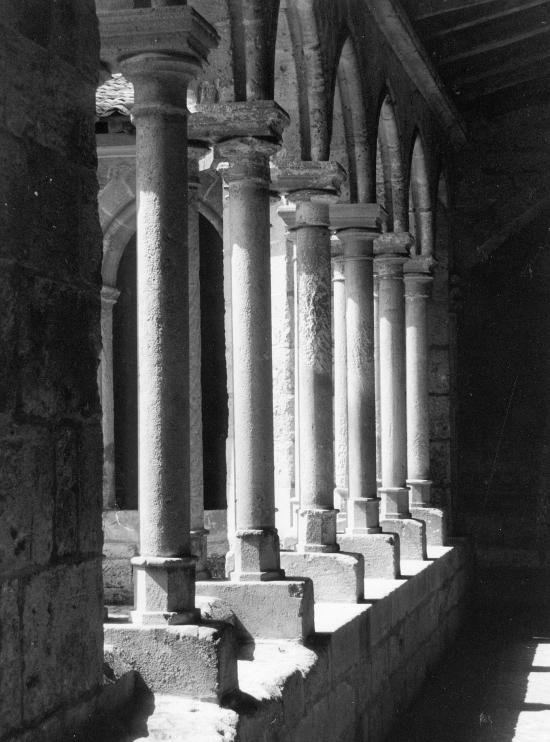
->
[387,606,550,742]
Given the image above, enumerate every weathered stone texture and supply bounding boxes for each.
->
[0,5,103,741]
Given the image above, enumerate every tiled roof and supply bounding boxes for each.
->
[96,73,133,119]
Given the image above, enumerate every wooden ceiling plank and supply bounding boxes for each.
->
[439,24,550,66]
[425,0,550,40]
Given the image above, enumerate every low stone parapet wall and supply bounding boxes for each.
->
[103,539,472,741]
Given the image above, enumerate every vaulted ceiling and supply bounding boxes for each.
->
[400,0,550,116]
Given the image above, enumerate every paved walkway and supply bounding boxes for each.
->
[388,611,550,742]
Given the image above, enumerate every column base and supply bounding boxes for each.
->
[338,531,400,578]
[410,505,447,546]
[380,518,427,560]
[298,508,340,552]
[407,478,432,508]
[131,555,199,625]
[380,487,410,519]
[280,550,364,602]
[334,487,349,533]
[231,527,284,581]
[191,528,211,580]
[195,578,315,643]
[104,621,238,701]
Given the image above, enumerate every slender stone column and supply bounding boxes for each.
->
[274,201,299,548]
[332,205,399,577]
[374,232,427,560]
[100,5,219,625]
[374,271,382,487]
[405,256,447,545]
[188,143,210,578]
[217,136,284,581]
[332,237,349,526]
[272,162,364,603]
[100,284,120,510]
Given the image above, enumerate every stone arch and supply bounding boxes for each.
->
[376,91,407,232]
[408,131,434,257]
[331,35,372,204]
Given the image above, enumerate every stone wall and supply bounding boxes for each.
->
[0,4,104,740]
[453,102,550,608]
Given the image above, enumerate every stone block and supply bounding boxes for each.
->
[104,621,238,701]
[429,394,451,439]
[329,611,368,680]
[429,348,450,394]
[380,517,427,560]
[303,635,332,706]
[0,579,22,737]
[195,578,315,642]
[410,505,447,546]
[54,425,79,557]
[280,550,364,602]
[0,425,54,571]
[338,532,400,578]
[78,421,103,555]
[22,560,104,725]
[281,669,306,729]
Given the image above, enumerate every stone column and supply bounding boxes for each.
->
[374,232,427,560]
[332,237,349,527]
[100,285,120,510]
[194,104,314,642]
[100,5,218,625]
[374,271,382,487]
[272,162,364,603]
[273,201,298,548]
[188,142,210,578]
[405,256,447,545]
[332,205,399,578]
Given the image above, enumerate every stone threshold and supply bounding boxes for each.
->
[102,542,472,741]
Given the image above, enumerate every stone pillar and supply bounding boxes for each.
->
[374,271,382,487]
[194,104,314,642]
[374,232,427,560]
[100,5,218,625]
[272,162,364,603]
[332,237,348,527]
[332,205,399,578]
[100,284,120,510]
[405,256,447,545]
[188,143,210,578]
[273,201,298,548]
[218,137,284,581]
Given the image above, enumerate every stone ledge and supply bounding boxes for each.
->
[99,542,472,741]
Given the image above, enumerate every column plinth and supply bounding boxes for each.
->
[374,233,427,560]
[405,256,447,545]
[100,5,219,625]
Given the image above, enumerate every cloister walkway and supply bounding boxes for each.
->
[389,607,550,742]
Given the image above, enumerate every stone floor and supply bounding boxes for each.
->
[388,609,550,742]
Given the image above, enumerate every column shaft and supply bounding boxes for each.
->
[405,266,433,504]
[294,197,338,552]
[188,145,210,577]
[220,140,283,579]
[332,244,349,519]
[342,231,380,533]
[374,233,411,519]
[100,285,120,510]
